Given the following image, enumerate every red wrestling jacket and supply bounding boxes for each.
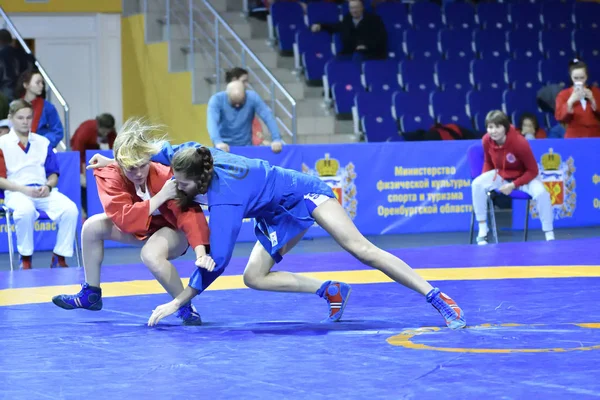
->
[482,125,539,187]
[93,162,210,248]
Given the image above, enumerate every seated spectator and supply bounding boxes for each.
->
[0,119,10,137]
[71,113,117,217]
[471,110,554,245]
[0,29,33,101]
[311,0,387,62]
[517,112,547,140]
[0,99,79,269]
[225,67,271,147]
[16,70,64,148]
[207,80,283,153]
[555,59,600,138]
[71,113,117,173]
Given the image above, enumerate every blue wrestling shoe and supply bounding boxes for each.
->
[52,283,103,311]
[176,302,202,326]
[426,288,466,330]
[317,281,352,323]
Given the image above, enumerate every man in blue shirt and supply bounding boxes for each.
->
[207,81,283,153]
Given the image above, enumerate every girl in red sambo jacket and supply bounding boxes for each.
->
[471,110,555,245]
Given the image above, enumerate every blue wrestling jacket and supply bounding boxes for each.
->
[152,142,334,293]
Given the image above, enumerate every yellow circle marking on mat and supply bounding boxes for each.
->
[386,323,600,353]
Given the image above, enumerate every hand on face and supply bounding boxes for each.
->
[159,178,178,201]
[520,119,536,136]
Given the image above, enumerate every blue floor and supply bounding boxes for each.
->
[2,237,600,399]
[2,278,600,399]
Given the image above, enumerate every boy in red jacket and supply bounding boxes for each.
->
[472,110,555,245]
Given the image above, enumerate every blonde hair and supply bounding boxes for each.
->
[113,117,168,169]
[8,99,33,117]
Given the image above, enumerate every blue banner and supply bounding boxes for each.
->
[0,151,82,254]
[289,142,475,237]
[84,139,600,248]
[512,139,600,230]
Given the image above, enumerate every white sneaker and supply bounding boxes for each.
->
[476,236,488,245]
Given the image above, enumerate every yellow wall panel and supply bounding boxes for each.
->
[121,14,210,145]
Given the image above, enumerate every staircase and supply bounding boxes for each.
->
[141,0,359,145]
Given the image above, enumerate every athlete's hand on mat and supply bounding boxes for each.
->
[499,183,515,196]
[216,142,230,153]
[196,255,216,272]
[159,179,178,201]
[148,300,180,326]
[270,141,283,154]
[87,154,114,169]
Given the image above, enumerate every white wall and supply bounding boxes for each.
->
[6,13,122,145]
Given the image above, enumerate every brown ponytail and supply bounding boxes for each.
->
[195,147,214,194]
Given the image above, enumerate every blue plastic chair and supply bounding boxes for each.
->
[467,142,532,244]
[0,191,81,270]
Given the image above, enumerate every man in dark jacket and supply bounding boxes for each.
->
[311,0,387,61]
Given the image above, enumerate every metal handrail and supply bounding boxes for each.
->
[0,6,70,150]
[202,1,295,106]
[144,0,297,142]
[193,0,298,142]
